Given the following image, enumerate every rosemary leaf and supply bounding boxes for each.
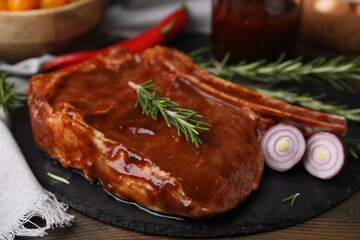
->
[128,80,211,148]
[47,172,70,185]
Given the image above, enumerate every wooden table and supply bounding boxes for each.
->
[17,190,360,240]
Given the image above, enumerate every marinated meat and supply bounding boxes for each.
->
[28,46,346,218]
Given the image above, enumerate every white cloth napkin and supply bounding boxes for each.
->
[0,55,54,76]
[0,77,73,239]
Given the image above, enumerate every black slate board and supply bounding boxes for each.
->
[12,34,360,238]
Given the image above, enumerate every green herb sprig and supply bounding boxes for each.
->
[0,72,27,118]
[128,80,211,148]
[192,52,360,92]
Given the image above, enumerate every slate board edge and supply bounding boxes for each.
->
[39,174,360,238]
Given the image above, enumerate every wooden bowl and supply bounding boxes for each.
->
[301,0,360,52]
[0,0,105,62]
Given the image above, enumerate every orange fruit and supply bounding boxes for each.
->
[40,0,70,9]
[0,0,8,10]
[7,0,40,11]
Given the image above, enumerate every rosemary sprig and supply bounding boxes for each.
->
[128,80,211,148]
[0,72,27,118]
[254,88,360,122]
[195,53,360,92]
[282,193,300,206]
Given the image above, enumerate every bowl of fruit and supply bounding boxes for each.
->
[0,0,105,62]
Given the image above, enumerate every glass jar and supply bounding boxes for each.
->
[212,0,302,63]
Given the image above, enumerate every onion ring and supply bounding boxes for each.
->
[261,124,306,172]
[303,132,345,179]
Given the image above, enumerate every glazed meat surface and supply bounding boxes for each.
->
[29,47,263,218]
[28,46,346,218]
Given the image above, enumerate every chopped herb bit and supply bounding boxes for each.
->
[47,172,70,185]
[282,193,300,206]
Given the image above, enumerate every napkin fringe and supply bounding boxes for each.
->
[1,191,74,240]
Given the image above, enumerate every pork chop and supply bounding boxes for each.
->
[28,46,346,218]
[28,47,263,218]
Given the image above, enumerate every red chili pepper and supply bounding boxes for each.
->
[44,49,103,71]
[113,4,188,52]
[56,61,82,72]
[43,5,188,71]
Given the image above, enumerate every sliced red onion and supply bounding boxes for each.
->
[303,132,345,180]
[261,124,306,172]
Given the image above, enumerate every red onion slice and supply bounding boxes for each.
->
[303,132,345,179]
[261,124,306,172]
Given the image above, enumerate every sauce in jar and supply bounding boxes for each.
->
[212,0,302,63]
